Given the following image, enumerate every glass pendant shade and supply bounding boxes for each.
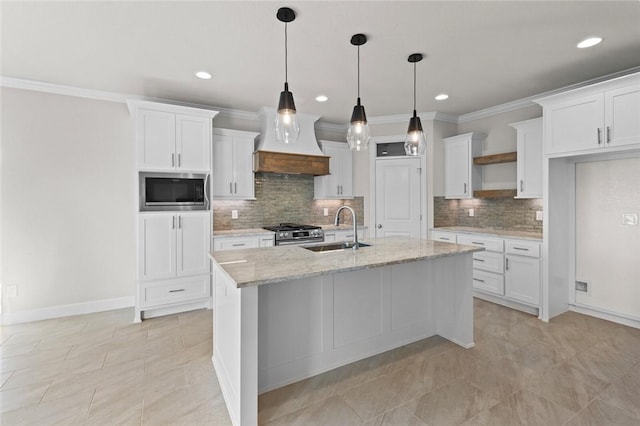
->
[347,98,370,151]
[404,111,426,156]
[275,82,300,144]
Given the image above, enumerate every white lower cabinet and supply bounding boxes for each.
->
[136,211,212,320]
[431,229,541,312]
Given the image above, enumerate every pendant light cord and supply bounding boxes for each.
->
[357,45,360,99]
[284,22,288,84]
[413,62,417,111]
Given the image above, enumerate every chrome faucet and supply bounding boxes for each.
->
[334,206,359,249]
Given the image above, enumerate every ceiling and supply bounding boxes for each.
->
[2,1,640,124]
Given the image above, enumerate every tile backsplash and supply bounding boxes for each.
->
[212,173,364,230]
[434,196,543,233]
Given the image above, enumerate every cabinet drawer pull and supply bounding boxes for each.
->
[472,241,485,245]
[474,258,485,262]
[597,128,602,145]
[464,183,467,194]
[172,153,175,167]
[178,153,181,167]
[473,278,485,283]
[235,182,237,194]
[232,243,246,247]
[606,126,611,143]
[346,234,354,238]
[440,237,450,241]
[169,289,185,293]
[229,182,233,194]
[506,258,510,271]
[513,247,529,251]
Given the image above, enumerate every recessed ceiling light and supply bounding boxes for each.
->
[577,37,603,49]
[435,93,449,101]
[195,71,212,79]
[315,95,328,102]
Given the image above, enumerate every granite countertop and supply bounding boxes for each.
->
[432,226,542,241]
[210,236,482,288]
[213,228,274,238]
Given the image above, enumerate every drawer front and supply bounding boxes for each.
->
[214,236,259,251]
[334,229,364,242]
[505,239,541,257]
[457,234,504,252]
[142,275,210,308]
[431,231,457,243]
[473,250,504,274]
[472,270,504,296]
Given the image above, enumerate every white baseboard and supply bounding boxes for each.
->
[570,304,640,329]
[1,296,135,325]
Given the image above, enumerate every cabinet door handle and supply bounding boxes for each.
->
[597,128,602,145]
[178,216,182,229]
[377,224,382,229]
[440,237,450,241]
[230,182,233,194]
[178,153,181,167]
[464,183,467,194]
[473,278,485,283]
[520,180,524,192]
[606,126,611,143]
[234,182,237,194]
[172,153,175,167]
[169,289,185,293]
[471,241,485,245]
[337,185,340,195]
[172,216,175,229]
[506,258,510,271]
[232,243,246,247]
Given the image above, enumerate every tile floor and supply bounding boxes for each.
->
[1,299,639,425]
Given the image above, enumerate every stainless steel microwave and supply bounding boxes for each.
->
[139,172,209,211]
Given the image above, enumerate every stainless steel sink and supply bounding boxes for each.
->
[302,242,372,252]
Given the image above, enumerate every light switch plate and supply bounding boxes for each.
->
[623,213,638,225]
[323,208,329,217]
[231,210,238,219]
[536,211,543,221]
[468,209,475,217]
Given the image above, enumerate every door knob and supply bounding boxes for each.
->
[377,224,382,229]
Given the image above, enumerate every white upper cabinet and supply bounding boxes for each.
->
[510,118,542,199]
[128,100,218,172]
[211,128,258,200]
[443,132,485,199]
[537,73,640,157]
[314,141,353,199]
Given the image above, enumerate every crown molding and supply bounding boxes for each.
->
[457,65,640,124]
[316,121,347,133]
[368,111,458,125]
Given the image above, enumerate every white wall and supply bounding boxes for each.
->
[1,88,136,319]
[457,105,542,190]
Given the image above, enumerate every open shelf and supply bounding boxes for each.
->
[473,152,517,165]
[473,189,518,198]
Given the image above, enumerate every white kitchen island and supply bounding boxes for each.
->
[209,237,481,426]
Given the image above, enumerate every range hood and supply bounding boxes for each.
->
[254,107,330,176]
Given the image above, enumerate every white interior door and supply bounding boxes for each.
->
[575,157,640,320]
[374,157,422,238]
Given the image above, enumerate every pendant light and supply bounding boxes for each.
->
[404,53,426,156]
[346,33,370,151]
[275,7,300,144]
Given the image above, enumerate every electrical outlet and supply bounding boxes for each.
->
[6,285,18,298]
[323,208,329,217]
[575,281,588,292]
[536,211,543,221]
[231,210,238,219]
[468,209,475,217]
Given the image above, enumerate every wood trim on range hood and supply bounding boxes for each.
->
[253,151,330,176]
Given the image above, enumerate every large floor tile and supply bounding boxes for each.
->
[265,395,362,426]
[565,399,640,426]
[0,381,49,413]
[474,390,576,426]
[597,364,640,419]
[361,406,427,426]
[405,379,500,426]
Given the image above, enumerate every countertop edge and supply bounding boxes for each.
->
[431,227,542,241]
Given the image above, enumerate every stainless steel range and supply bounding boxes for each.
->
[263,223,324,246]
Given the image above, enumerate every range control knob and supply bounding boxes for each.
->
[279,232,284,237]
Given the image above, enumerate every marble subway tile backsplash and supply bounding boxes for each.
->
[434,196,543,233]
[213,173,364,230]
